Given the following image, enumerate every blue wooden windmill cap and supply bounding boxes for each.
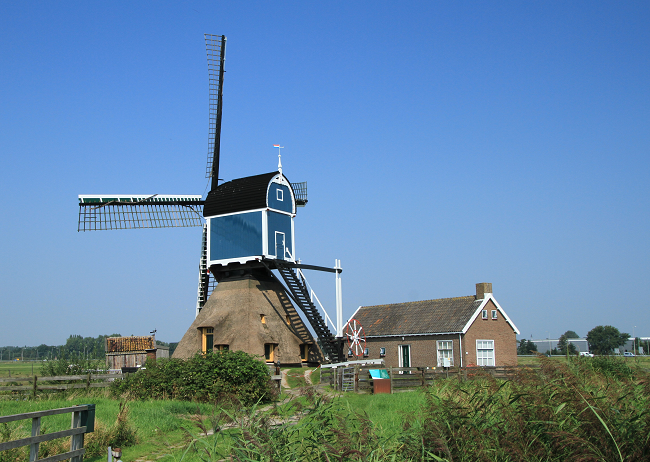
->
[203,171,298,218]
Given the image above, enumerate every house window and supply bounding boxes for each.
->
[214,345,229,352]
[379,347,386,357]
[437,340,454,367]
[399,345,411,368]
[260,314,266,324]
[264,343,276,362]
[476,340,495,366]
[491,310,497,320]
[276,188,283,201]
[482,310,488,319]
[363,348,369,357]
[300,344,309,362]
[201,327,214,353]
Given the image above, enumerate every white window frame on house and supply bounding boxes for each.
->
[276,188,283,201]
[476,340,495,366]
[437,340,454,367]
[379,347,386,357]
[491,310,497,320]
[482,309,488,319]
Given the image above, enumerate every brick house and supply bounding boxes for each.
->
[351,283,519,368]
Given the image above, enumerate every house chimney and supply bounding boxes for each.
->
[476,282,492,300]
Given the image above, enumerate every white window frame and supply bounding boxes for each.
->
[437,340,454,367]
[476,339,495,366]
[482,309,488,319]
[491,310,497,320]
[276,188,283,201]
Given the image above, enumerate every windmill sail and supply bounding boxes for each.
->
[204,34,226,188]
[78,195,204,231]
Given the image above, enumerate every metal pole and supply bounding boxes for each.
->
[335,259,343,338]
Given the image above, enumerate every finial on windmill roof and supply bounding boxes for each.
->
[273,144,284,176]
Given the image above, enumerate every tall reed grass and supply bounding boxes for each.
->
[172,356,650,461]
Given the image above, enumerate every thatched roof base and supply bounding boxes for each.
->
[173,270,323,365]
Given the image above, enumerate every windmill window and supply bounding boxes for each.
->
[363,348,369,357]
[379,347,386,357]
[491,310,497,320]
[276,188,283,201]
[482,310,488,319]
[300,344,309,361]
[201,327,214,353]
[286,315,291,325]
[260,314,266,324]
[264,343,276,362]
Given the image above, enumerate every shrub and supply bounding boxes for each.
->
[111,351,271,405]
[40,354,106,377]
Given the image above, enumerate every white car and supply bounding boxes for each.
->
[623,352,635,357]
[579,352,594,357]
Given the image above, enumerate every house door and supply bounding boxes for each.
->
[399,344,410,368]
[275,232,286,259]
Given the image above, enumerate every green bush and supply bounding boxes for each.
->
[110,351,272,405]
[39,354,106,377]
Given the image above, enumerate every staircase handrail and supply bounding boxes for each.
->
[296,268,336,332]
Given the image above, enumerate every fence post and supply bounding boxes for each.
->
[389,367,393,394]
[354,365,359,393]
[87,373,91,389]
[29,416,41,462]
[33,376,37,397]
[70,409,83,462]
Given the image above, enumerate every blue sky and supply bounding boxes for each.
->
[1,1,648,346]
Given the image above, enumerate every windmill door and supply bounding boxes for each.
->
[275,232,286,260]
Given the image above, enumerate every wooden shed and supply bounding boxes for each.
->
[105,336,168,371]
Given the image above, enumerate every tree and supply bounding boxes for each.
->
[517,339,538,355]
[558,330,579,355]
[586,325,629,355]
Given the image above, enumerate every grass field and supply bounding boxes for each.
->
[0,361,42,378]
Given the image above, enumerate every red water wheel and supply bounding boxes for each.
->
[344,318,366,357]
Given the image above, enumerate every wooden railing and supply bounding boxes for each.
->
[0,404,95,462]
[321,365,539,392]
[0,374,123,396]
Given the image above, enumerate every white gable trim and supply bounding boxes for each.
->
[348,306,363,325]
[461,295,520,335]
[267,174,296,214]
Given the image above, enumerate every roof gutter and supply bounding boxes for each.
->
[365,331,463,339]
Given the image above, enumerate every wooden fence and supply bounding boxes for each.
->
[0,404,95,462]
[321,365,538,393]
[0,374,123,396]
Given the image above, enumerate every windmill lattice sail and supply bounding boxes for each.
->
[78,195,204,231]
[205,34,226,183]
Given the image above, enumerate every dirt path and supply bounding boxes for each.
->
[304,369,313,385]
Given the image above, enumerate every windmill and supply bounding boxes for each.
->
[77,35,345,364]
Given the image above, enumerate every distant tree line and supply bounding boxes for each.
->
[519,325,633,356]
[0,334,177,361]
